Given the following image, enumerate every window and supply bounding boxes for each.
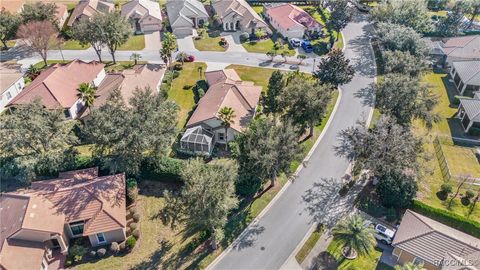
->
[218,132,225,141]
[69,221,84,236]
[6,92,12,100]
[16,82,22,90]
[96,232,106,244]
[413,257,425,266]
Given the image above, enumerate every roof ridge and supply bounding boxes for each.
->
[231,84,254,109]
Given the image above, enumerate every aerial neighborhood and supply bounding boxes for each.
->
[0,0,480,270]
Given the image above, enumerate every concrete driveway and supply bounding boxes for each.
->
[143,31,162,51]
[176,35,198,52]
[220,32,247,53]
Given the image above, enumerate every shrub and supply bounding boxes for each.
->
[89,250,96,257]
[132,229,140,239]
[70,244,88,262]
[97,248,107,257]
[126,236,137,250]
[465,190,475,199]
[385,208,397,222]
[411,200,480,238]
[173,63,183,71]
[127,187,138,204]
[65,260,73,267]
[140,156,184,182]
[130,207,138,215]
[110,242,120,254]
[240,32,250,42]
[133,213,141,222]
[130,222,138,230]
[127,178,137,189]
[440,183,453,194]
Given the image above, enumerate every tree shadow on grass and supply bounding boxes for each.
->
[128,240,173,270]
[311,251,339,270]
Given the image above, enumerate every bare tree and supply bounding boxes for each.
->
[448,176,469,209]
[17,21,59,66]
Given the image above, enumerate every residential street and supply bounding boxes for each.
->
[208,14,376,270]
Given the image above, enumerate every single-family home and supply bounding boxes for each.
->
[264,3,322,39]
[0,0,24,14]
[211,0,270,34]
[67,0,115,27]
[0,65,25,113]
[450,60,480,95]
[121,0,162,34]
[430,35,480,67]
[180,69,262,155]
[392,210,480,270]
[0,168,126,270]
[54,3,69,28]
[457,92,480,133]
[166,0,209,37]
[82,63,165,115]
[7,59,106,119]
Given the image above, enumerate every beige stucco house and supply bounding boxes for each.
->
[211,0,270,34]
[0,168,126,270]
[121,0,162,34]
[166,0,209,37]
[391,210,480,270]
[67,0,115,27]
[0,65,25,113]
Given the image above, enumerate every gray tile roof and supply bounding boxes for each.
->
[392,210,480,267]
[453,61,480,86]
[459,97,480,122]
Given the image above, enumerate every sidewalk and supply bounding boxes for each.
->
[300,230,334,270]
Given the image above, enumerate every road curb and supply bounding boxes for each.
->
[206,87,344,270]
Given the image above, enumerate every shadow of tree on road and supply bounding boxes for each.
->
[354,82,376,107]
[231,224,265,251]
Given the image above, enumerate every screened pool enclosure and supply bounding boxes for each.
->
[179,126,214,155]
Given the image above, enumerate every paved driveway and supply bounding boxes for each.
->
[176,35,198,52]
[143,31,162,51]
[221,32,247,53]
[209,13,376,270]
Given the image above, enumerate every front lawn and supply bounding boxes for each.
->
[60,39,90,50]
[167,62,207,128]
[104,61,147,72]
[442,144,480,178]
[242,38,296,56]
[193,32,226,52]
[227,64,276,91]
[295,229,322,264]
[118,35,145,51]
[326,238,383,270]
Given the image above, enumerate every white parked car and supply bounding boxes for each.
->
[289,38,301,48]
[374,224,396,245]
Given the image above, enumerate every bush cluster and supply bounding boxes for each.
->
[140,156,184,182]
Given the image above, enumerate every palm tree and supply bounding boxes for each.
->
[26,65,41,80]
[77,83,97,114]
[395,262,426,270]
[217,107,235,151]
[297,54,307,64]
[130,53,142,65]
[332,214,376,259]
[176,51,188,66]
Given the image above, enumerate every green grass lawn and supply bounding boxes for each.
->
[295,230,322,264]
[5,40,16,48]
[33,60,146,73]
[60,39,90,50]
[168,62,207,129]
[118,35,145,51]
[226,64,276,91]
[252,5,263,14]
[242,39,296,56]
[193,34,226,52]
[414,71,480,222]
[429,10,448,17]
[326,238,383,270]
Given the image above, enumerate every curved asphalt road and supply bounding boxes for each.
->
[209,14,376,270]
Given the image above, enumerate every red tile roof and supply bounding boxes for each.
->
[8,59,105,109]
[266,4,321,31]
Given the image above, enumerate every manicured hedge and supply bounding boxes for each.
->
[411,200,480,238]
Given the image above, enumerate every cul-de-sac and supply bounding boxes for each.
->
[0,0,479,269]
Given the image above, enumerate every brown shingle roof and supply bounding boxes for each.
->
[67,0,115,26]
[440,35,480,60]
[186,69,261,132]
[266,4,322,30]
[8,59,105,109]
[31,168,126,235]
[393,210,480,267]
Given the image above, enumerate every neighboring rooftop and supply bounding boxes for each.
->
[392,210,480,267]
[452,60,480,86]
[122,0,162,21]
[166,0,208,27]
[459,96,480,122]
[0,0,24,13]
[265,3,321,30]
[439,35,480,60]
[186,69,262,132]
[8,60,105,109]
[0,64,23,94]
[212,0,269,30]
[67,0,115,26]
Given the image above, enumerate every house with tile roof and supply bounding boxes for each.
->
[67,0,115,27]
[121,0,162,34]
[457,92,480,133]
[0,64,25,113]
[0,0,24,14]
[450,60,480,95]
[0,168,126,270]
[264,3,322,39]
[430,35,480,67]
[212,0,270,34]
[7,59,106,119]
[391,210,480,270]
[179,69,262,155]
[166,0,209,38]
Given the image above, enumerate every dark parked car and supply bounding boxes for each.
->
[301,40,313,53]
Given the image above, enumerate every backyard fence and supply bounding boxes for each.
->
[433,136,480,187]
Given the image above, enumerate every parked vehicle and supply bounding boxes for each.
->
[185,55,195,62]
[301,40,313,53]
[374,224,396,245]
[289,38,301,48]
